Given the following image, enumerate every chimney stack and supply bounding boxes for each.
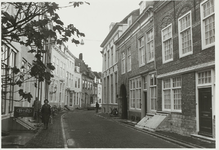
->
[79,53,83,60]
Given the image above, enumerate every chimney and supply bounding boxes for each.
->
[79,53,83,60]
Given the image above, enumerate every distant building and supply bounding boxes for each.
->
[93,72,102,107]
[75,53,95,108]
[49,43,67,108]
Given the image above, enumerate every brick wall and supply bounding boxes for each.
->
[154,0,215,76]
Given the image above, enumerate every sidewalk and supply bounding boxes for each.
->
[97,113,216,148]
[24,111,66,148]
[1,110,66,148]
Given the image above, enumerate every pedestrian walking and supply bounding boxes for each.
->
[96,102,99,113]
[41,99,51,130]
[32,97,41,123]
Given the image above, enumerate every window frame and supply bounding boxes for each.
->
[138,36,145,67]
[146,29,154,63]
[161,24,173,64]
[129,77,142,110]
[162,76,182,113]
[121,52,126,74]
[149,74,157,111]
[200,0,215,50]
[178,11,193,58]
[127,47,131,72]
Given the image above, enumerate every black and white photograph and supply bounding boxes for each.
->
[1,0,216,148]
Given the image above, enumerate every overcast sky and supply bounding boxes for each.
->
[57,0,141,72]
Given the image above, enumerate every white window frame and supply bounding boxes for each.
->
[200,0,215,50]
[127,47,131,72]
[138,36,145,67]
[121,52,125,74]
[146,29,154,62]
[178,11,193,58]
[162,77,182,113]
[161,24,173,64]
[129,77,141,110]
[149,74,156,111]
[111,46,113,66]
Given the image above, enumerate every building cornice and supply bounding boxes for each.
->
[157,61,215,79]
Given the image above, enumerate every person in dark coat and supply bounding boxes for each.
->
[96,102,99,113]
[41,99,51,129]
[32,97,41,123]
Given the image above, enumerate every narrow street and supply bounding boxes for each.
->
[62,109,181,148]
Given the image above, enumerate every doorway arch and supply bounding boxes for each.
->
[120,84,127,119]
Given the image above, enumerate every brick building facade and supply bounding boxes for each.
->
[154,0,215,138]
[101,0,215,139]
[115,1,155,120]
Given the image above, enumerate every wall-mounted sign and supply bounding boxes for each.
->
[14,107,34,118]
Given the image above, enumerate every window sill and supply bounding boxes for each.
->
[179,51,193,58]
[202,43,215,50]
[162,59,173,64]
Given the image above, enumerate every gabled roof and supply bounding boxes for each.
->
[75,57,95,79]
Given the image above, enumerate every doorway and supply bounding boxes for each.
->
[120,84,127,119]
[198,88,212,137]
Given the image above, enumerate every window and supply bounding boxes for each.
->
[104,54,106,71]
[162,24,173,63]
[111,46,113,66]
[150,74,156,110]
[111,74,113,103]
[200,0,215,49]
[138,36,145,66]
[147,29,154,62]
[121,52,125,74]
[162,77,182,112]
[107,51,109,68]
[115,72,118,103]
[198,70,211,85]
[130,77,141,110]
[178,11,193,57]
[127,47,131,71]
[78,78,80,88]
[57,59,59,75]
[116,50,119,63]
[1,45,16,114]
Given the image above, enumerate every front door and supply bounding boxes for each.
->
[198,88,212,137]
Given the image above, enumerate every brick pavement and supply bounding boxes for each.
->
[24,112,65,148]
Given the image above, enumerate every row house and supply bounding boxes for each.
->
[101,0,215,140]
[115,1,155,120]
[100,9,139,113]
[50,43,82,109]
[153,0,215,139]
[64,48,82,109]
[50,43,67,108]
[75,53,95,108]
[93,72,102,107]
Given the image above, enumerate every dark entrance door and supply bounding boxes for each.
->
[144,92,147,116]
[120,84,127,119]
[198,88,212,137]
